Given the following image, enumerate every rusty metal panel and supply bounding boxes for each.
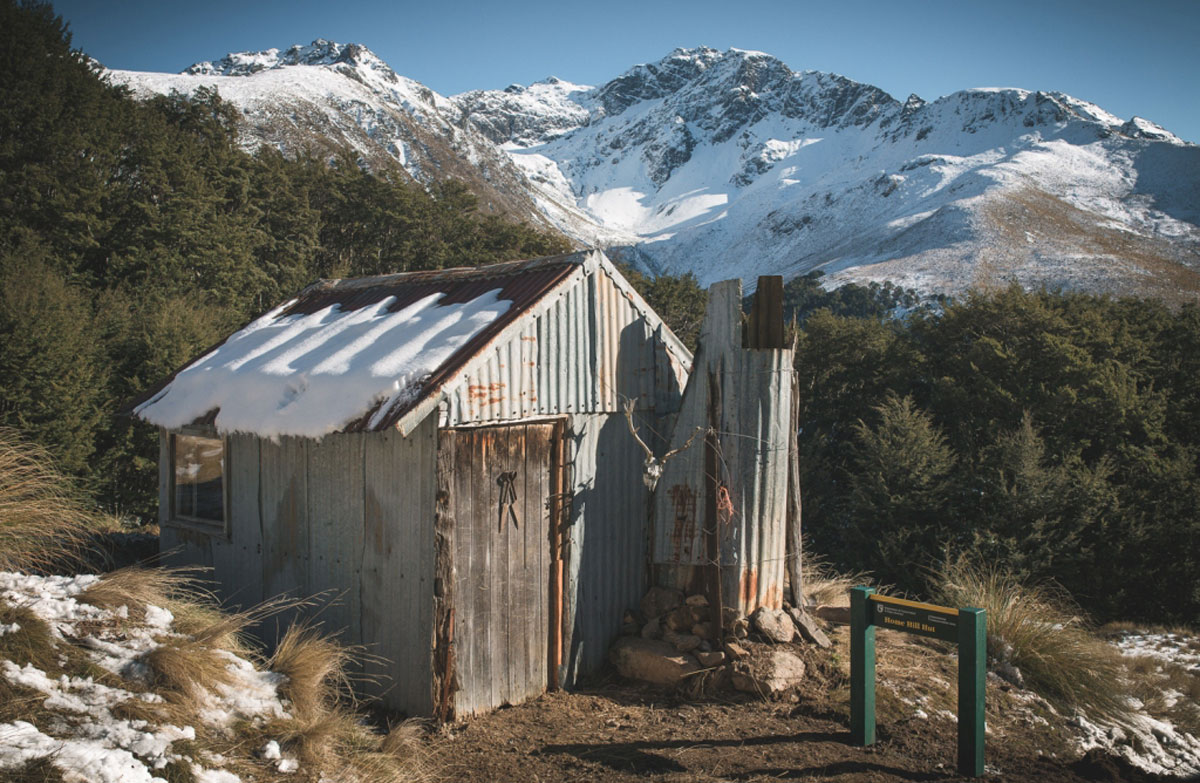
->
[441,258,690,428]
[362,415,437,717]
[652,280,793,617]
[134,250,693,439]
[559,412,658,685]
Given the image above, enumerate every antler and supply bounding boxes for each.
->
[623,398,656,462]
[624,398,708,491]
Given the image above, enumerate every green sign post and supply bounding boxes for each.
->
[850,586,986,777]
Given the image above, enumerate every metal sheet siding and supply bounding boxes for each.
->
[560,412,658,685]
[441,263,684,428]
[652,281,793,616]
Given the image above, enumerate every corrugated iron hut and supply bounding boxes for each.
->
[651,277,797,625]
[133,249,691,720]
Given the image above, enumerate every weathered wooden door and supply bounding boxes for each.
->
[439,422,555,717]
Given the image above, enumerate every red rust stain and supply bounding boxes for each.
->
[762,581,783,610]
[667,484,696,560]
[738,569,759,613]
[466,382,507,407]
[521,335,538,342]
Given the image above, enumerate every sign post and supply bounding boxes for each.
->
[849,586,986,777]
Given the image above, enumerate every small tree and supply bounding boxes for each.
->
[842,393,955,592]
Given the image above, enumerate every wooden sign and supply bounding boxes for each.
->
[869,594,959,642]
[850,586,986,777]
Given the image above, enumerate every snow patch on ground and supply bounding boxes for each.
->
[0,572,299,782]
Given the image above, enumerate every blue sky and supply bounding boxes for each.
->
[53,0,1200,142]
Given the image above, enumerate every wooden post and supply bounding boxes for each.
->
[850,586,876,746]
[957,607,986,777]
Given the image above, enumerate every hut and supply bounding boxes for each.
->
[133,249,691,719]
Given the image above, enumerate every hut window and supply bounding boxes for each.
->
[171,434,226,531]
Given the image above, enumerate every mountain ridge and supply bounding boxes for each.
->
[107,43,1200,300]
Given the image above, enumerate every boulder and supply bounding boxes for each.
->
[751,607,796,643]
[787,607,832,649]
[730,617,749,639]
[691,621,714,640]
[641,586,684,620]
[730,649,806,697]
[665,605,695,632]
[695,650,726,667]
[664,629,702,653]
[685,594,709,607]
[640,617,662,640]
[610,637,701,687]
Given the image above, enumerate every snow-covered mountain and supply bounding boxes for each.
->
[109,44,1200,300]
[109,40,547,226]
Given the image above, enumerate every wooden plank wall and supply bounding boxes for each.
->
[160,425,438,717]
[307,433,365,647]
[362,417,436,717]
[444,423,552,718]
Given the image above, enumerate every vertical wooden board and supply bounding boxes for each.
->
[158,430,170,527]
[487,427,511,710]
[527,423,553,698]
[516,425,533,702]
[451,428,479,716]
[307,433,365,646]
[206,434,263,610]
[363,419,436,717]
[259,436,309,638]
[502,425,524,704]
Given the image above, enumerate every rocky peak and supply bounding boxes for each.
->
[183,39,396,82]
[593,46,726,116]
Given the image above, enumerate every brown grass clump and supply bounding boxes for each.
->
[270,621,354,719]
[142,637,237,703]
[261,621,435,781]
[801,550,873,608]
[0,429,100,571]
[932,556,1128,722]
[78,565,206,620]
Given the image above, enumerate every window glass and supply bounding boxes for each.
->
[173,434,224,524]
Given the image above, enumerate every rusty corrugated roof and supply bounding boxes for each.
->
[129,253,583,433]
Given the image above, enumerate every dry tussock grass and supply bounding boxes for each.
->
[932,556,1128,722]
[801,550,873,608]
[0,429,99,572]
[261,621,435,782]
[143,637,237,703]
[79,565,206,620]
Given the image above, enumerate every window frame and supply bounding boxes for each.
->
[166,426,230,538]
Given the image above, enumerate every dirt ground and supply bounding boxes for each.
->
[425,630,1174,783]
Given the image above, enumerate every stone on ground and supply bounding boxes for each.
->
[751,607,797,643]
[610,637,701,687]
[787,607,832,648]
[641,586,684,620]
[730,649,806,697]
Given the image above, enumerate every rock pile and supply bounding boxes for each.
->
[609,586,834,699]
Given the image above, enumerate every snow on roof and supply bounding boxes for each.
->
[134,254,581,439]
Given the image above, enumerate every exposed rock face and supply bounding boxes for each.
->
[610,638,701,687]
[109,44,1200,303]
